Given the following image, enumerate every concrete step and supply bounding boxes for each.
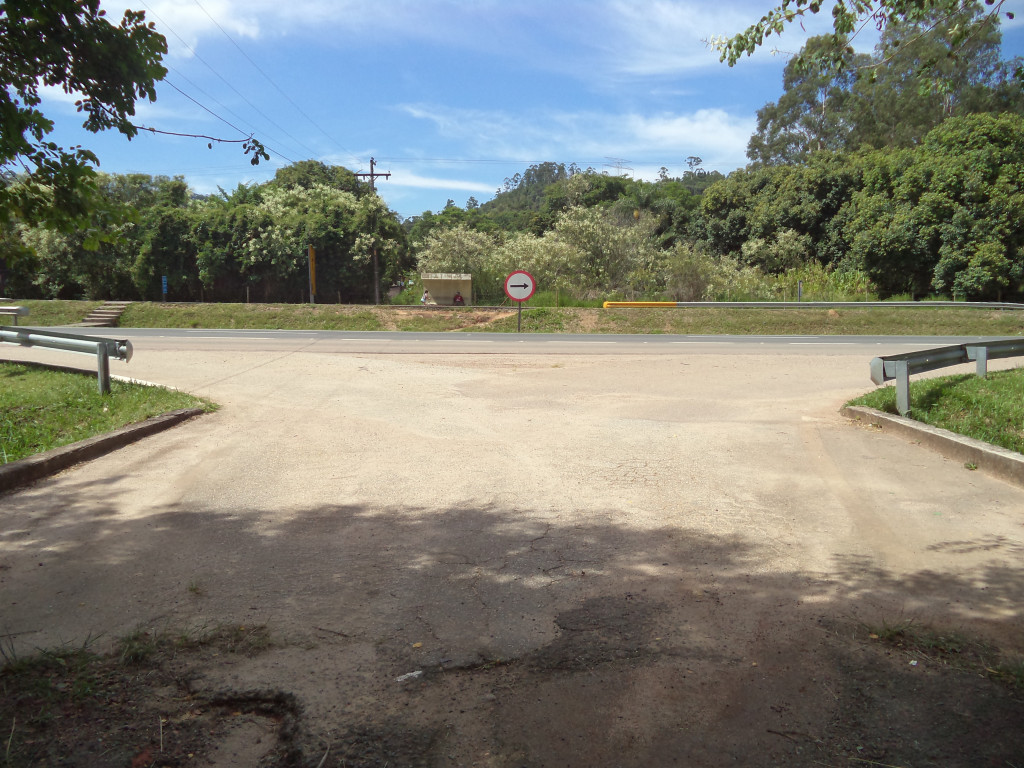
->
[80,301,131,327]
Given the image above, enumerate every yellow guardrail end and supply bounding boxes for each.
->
[603,302,675,308]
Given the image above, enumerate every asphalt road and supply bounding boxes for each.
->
[58,326,1006,352]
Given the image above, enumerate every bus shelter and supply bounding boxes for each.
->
[420,273,472,306]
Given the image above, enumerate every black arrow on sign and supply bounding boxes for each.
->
[509,283,529,290]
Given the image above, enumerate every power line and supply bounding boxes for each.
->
[162,79,297,164]
[161,62,300,157]
[138,0,313,163]
[191,0,362,168]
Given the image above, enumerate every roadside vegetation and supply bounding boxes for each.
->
[0,362,213,464]
[3,300,102,327]
[848,368,1024,455]
[4,8,1024,311]
[11,298,1024,337]
[864,618,1024,689]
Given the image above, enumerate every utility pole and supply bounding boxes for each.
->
[356,158,392,305]
[355,157,391,192]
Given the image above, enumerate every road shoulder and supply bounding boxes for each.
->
[842,405,1024,488]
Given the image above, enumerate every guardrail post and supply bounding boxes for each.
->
[96,345,110,394]
[893,360,911,416]
[969,345,989,378]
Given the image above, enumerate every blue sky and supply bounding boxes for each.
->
[42,1,1024,221]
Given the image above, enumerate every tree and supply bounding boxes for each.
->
[415,224,501,302]
[0,0,167,239]
[747,35,867,165]
[747,6,1017,163]
[269,160,363,196]
[715,0,1014,73]
[551,205,661,299]
[844,113,1024,299]
[848,3,1011,149]
[698,151,866,269]
[7,172,174,299]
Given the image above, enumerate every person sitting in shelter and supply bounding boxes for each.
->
[453,291,465,306]
[421,289,431,304]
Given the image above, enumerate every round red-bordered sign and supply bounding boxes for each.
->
[504,270,536,302]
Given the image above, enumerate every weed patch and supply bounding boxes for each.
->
[0,625,282,767]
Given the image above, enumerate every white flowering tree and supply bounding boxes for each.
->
[415,223,504,302]
[187,182,408,303]
[494,232,583,299]
[551,206,662,299]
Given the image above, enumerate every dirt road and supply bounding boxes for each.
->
[2,336,1023,766]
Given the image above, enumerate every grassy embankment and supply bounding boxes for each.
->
[12,298,1023,337]
[848,369,1024,455]
[0,363,212,464]
[3,299,1023,461]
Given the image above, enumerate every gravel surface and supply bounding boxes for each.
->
[2,338,1023,766]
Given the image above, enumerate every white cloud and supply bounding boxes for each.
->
[593,0,870,76]
[622,110,755,163]
[101,0,517,58]
[392,172,495,193]
[35,83,82,106]
[600,1,761,75]
[400,103,754,173]
[99,1,811,72]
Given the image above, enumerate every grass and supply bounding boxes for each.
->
[138,302,1024,336]
[587,306,1024,336]
[848,368,1024,455]
[0,362,214,464]
[3,300,102,327]
[121,301,385,330]
[865,619,1024,689]
[9,299,1024,336]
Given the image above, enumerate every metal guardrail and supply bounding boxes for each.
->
[869,338,1024,415]
[0,306,28,325]
[0,326,133,394]
[604,301,1024,310]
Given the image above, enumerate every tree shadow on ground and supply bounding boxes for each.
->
[2,476,1023,767]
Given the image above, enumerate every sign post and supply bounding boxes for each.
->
[161,275,168,302]
[503,270,536,333]
[308,245,317,304]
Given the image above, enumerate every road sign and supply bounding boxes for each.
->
[504,270,536,302]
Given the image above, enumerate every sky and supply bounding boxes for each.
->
[40,0,1024,221]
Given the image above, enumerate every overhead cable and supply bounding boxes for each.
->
[191,0,363,168]
[139,0,312,163]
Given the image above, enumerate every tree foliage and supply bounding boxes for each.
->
[716,0,1014,72]
[0,0,167,237]
[747,35,868,165]
[748,5,1021,164]
[846,112,1024,299]
[5,163,411,303]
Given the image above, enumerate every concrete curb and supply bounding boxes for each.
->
[0,408,204,493]
[841,405,1024,488]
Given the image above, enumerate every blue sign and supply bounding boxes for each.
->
[161,275,168,294]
